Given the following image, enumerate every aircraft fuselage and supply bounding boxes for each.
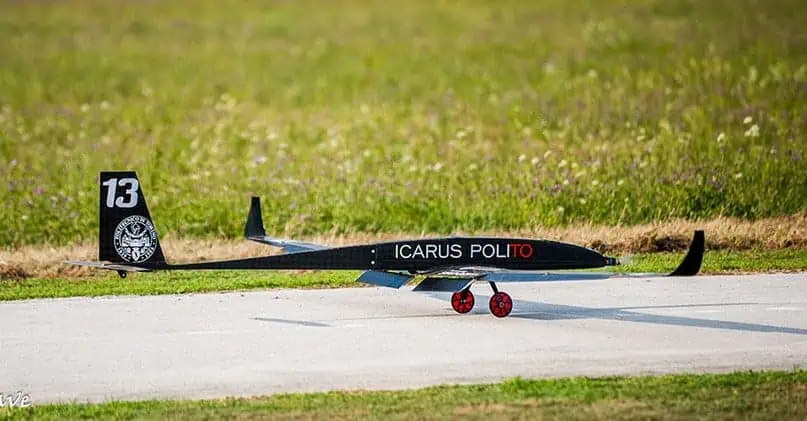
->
[161,237,612,272]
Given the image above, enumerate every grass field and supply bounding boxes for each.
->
[2,0,806,247]
[5,370,806,420]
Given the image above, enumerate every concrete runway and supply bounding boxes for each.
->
[2,272,806,404]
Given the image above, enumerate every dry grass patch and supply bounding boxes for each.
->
[2,214,806,280]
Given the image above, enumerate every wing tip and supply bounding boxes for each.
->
[668,230,705,277]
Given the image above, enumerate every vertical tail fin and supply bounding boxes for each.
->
[99,171,165,265]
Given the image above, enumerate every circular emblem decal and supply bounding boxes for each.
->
[113,215,158,263]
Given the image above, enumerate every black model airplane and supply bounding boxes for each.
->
[68,171,705,318]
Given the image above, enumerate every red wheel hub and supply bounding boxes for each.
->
[450,290,475,314]
[489,292,513,318]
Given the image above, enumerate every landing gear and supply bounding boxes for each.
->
[487,282,513,318]
[450,289,475,314]
[117,270,127,279]
[449,282,513,317]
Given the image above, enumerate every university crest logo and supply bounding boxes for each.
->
[113,215,158,263]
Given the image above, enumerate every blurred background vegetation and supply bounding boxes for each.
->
[1,0,805,246]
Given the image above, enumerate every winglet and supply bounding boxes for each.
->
[668,230,705,276]
[242,197,327,252]
[244,196,266,238]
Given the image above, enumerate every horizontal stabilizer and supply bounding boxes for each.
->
[64,260,152,272]
[356,270,413,288]
[247,236,328,253]
[413,277,475,292]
